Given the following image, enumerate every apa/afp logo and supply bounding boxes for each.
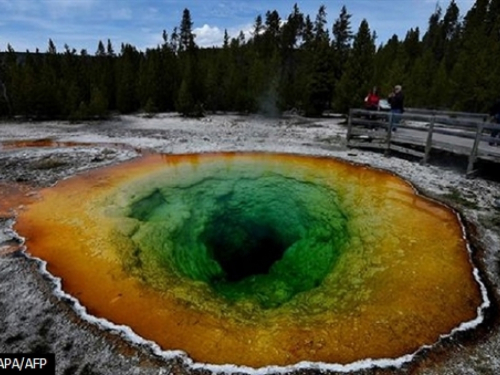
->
[0,354,55,374]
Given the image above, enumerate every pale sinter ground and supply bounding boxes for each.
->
[0,113,499,375]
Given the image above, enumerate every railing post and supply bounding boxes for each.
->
[422,115,435,164]
[466,122,483,176]
[385,111,392,156]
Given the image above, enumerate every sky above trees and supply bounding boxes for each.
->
[1,0,474,53]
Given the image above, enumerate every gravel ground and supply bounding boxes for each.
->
[0,113,499,375]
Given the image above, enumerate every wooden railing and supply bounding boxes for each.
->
[347,108,500,176]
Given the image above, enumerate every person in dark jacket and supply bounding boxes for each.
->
[388,85,404,131]
[489,98,500,146]
[388,85,404,111]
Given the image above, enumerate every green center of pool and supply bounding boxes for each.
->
[125,174,349,308]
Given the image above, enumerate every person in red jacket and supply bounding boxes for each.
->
[364,86,380,111]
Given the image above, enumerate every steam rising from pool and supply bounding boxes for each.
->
[15,152,486,369]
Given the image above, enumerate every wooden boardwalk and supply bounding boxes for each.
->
[347,108,500,176]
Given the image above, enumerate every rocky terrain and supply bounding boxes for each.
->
[0,113,499,375]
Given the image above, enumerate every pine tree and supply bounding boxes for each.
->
[223,29,230,48]
[96,40,106,57]
[402,28,422,71]
[169,27,180,52]
[442,1,460,42]
[313,5,329,43]
[449,0,492,111]
[36,42,63,118]
[332,5,353,81]
[162,30,169,47]
[486,0,500,36]
[162,46,181,111]
[203,55,221,113]
[303,32,334,117]
[0,44,17,116]
[428,60,449,109]
[60,44,88,117]
[47,39,57,54]
[281,4,304,50]
[262,10,281,56]
[334,19,376,113]
[106,39,115,57]
[278,3,304,110]
[88,86,109,118]
[422,5,443,61]
[485,0,500,105]
[116,44,140,113]
[175,8,202,116]
[138,47,176,113]
[372,35,407,102]
[177,76,195,116]
[179,8,195,52]
[251,14,264,53]
[301,15,314,46]
[330,5,353,112]
[139,49,160,112]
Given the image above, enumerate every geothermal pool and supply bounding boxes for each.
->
[15,152,484,369]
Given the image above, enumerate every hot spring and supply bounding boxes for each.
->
[15,152,485,369]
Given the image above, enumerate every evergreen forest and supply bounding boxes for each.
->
[0,0,499,120]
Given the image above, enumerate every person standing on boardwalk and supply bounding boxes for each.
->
[388,85,404,131]
[489,98,500,146]
[364,86,380,123]
[364,87,380,111]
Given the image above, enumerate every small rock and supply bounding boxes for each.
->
[91,155,105,162]
[493,199,500,209]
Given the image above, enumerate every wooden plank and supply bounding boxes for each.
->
[394,124,429,133]
[347,141,386,150]
[390,144,425,158]
[432,128,476,139]
[484,122,500,131]
[351,109,433,123]
[476,153,500,163]
[430,140,472,154]
[399,113,441,122]
[351,118,387,128]
[482,134,500,144]
[405,108,488,119]
[433,116,484,129]
[353,108,488,122]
